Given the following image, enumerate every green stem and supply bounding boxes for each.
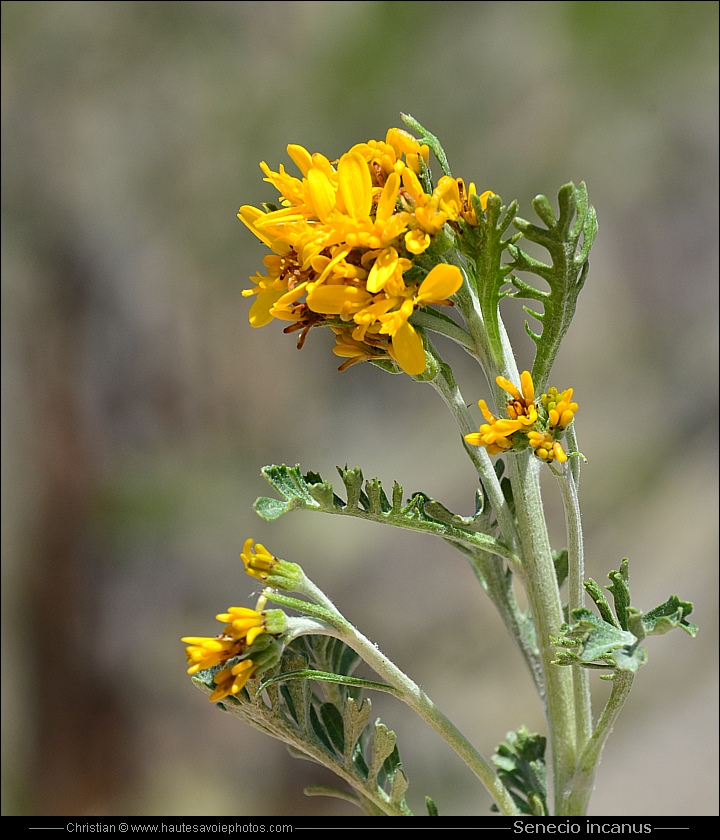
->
[421,344,547,707]
[564,422,581,490]
[270,592,522,815]
[562,671,635,815]
[507,452,577,814]
[425,356,520,555]
[292,573,342,613]
[556,469,593,761]
[426,305,581,812]
[411,308,474,353]
[454,276,506,379]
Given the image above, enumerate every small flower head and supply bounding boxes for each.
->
[208,658,256,703]
[240,538,304,590]
[207,634,285,703]
[215,606,268,646]
[182,635,242,675]
[240,538,277,581]
[182,595,286,700]
[463,397,523,455]
[465,372,579,465]
[527,431,568,464]
[497,371,538,425]
[542,387,578,431]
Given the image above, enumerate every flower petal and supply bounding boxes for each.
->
[391,321,426,375]
[306,284,372,316]
[338,152,372,220]
[306,167,336,223]
[417,264,463,302]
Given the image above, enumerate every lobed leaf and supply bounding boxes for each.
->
[509,182,597,392]
[254,464,518,565]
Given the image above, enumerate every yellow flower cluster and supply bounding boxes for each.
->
[465,372,578,464]
[182,602,268,702]
[239,129,493,375]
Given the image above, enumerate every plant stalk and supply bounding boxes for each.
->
[507,451,578,814]
[556,468,593,756]
[271,593,522,816]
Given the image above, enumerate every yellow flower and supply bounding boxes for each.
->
[542,387,579,430]
[464,399,522,455]
[527,431,568,464]
[332,328,391,371]
[416,263,465,305]
[240,538,277,581]
[215,606,268,646]
[465,372,578,464]
[208,658,257,703]
[239,129,485,375]
[496,371,538,425]
[183,592,287,702]
[457,181,495,226]
[182,601,270,675]
[181,635,242,675]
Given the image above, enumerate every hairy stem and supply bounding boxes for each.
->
[271,593,522,816]
[425,358,520,555]
[556,469,593,755]
[507,452,577,814]
[562,671,635,815]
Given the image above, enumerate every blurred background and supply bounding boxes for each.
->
[2,0,717,818]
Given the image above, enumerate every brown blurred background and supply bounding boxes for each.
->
[2,0,717,818]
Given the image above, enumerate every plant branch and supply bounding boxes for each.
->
[556,468,593,757]
[268,592,522,816]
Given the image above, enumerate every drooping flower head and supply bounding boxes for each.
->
[465,372,578,465]
[239,129,492,375]
[182,593,286,702]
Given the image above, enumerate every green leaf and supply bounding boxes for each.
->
[310,704,336,754]
[390,767,409,807]
[253,495,292,521]
[254,464,322,520]
[259,669,399,698]
[634,595,698,638]
[320,702,345,754]
[401,114,452,177]
[277,652,311,727]
[509,182,597,392]
[491,727,548,816]
[455,192,519,368]
[343,697,372,767]
[370,721,398,784]
[190,636,414,816]
[426,796,439,816]
[304,785,364,808]
[254,464,518,565]
[606,559,631,630]
[610,645,648,673]
[554,609,637,665]
[555,560,697,675]
[584,578,620,629]
[553,548,569,589]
